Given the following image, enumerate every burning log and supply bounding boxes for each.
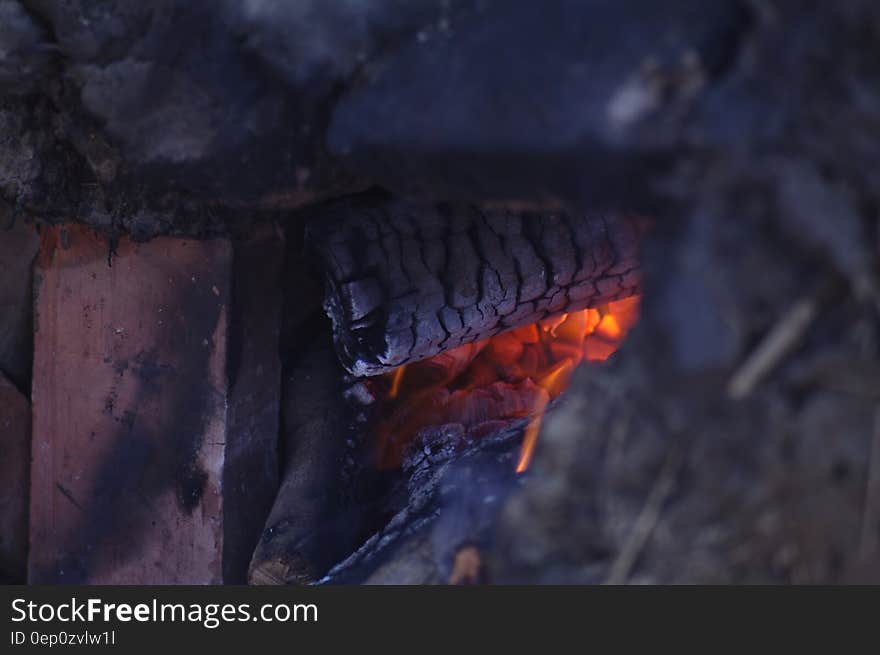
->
[308,198,640,376]
[371,297,640,470]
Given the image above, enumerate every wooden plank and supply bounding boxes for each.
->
[309,200,640,376]
[0,373,30,582]
[29,226,230,584]
[222,226,284,583]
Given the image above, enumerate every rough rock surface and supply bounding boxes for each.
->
[1,0,463,238]
[1,1,877,240]
[328,0,751,208]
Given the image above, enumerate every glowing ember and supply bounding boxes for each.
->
[373,295,640,471]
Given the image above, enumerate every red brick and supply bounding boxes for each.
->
[29,226,230,583]
[0,373,29,582]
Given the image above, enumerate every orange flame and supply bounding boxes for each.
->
[374,295,640,471]
[388,364,407,400]
[515,392,550,474]
[515,358,574,473]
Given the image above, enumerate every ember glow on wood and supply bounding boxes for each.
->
[371,296,640,471]
[309,199,641,377]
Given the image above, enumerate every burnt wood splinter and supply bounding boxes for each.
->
[309,199,641,376]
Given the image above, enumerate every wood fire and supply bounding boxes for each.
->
[373,295,641,471]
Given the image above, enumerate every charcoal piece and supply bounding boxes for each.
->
[309,197,640,376]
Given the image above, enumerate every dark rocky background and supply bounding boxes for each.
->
[2,0,879,582]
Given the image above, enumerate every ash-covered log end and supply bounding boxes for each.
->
[309,198,640,376]
[248,553,318,586]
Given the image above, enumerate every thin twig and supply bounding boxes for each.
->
[727,295,820,400]
[858,407,880,560]
[604,444,684,584]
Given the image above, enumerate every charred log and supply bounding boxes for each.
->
[248,339,391,585]
[309,199,640,376]
[319,420,524,584]
[248,342,352,585]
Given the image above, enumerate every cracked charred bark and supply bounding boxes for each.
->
[308,198,641,376]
